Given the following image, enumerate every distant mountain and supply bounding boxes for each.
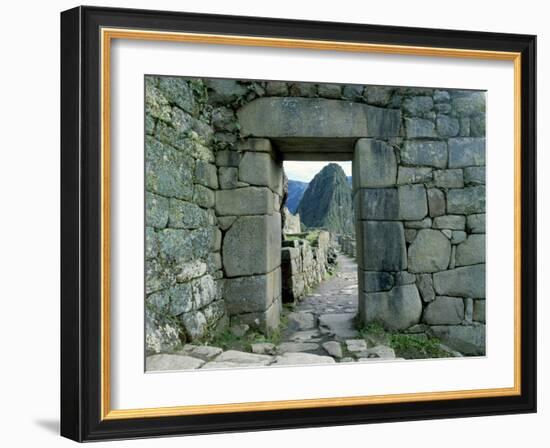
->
[286,180,309,213]
[297,164,354,235]
[347,176,352,186]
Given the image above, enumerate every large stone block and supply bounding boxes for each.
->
[145,192,169,228]
[434,169,464,188]
[397,167,433,184]
[205,79,248,105]
[401,140,447,168]
[353,139,397,188]
[448,138,486,167]
[398,184,427,220]
[423,296,465,325]
[447,186,485,214]
[230,297,281,334]
[194,160,219,189]
[157,77,197,116]
[180,311,208,341]
[404,117,437,138]
[408,229,451,273]
[433,264,486,298]
[473,299,486,323]
[361,284,422,330]
[215,149,241,167]
[362,271,394,292]
[215,187,274,216]
[237,97,401,138]
[456,234,486,266]
[222,213,281,277]
[433,215,466,230]
[357,221,407,271]
[224,268,281,314]
[436,115,460,137]
[467,213,486,233]
[416,273,435,302]
[403,96,433,115]
[239,151,283,194]
[157,228,211,263]
[451,92,486,116]
[145,136,194,200]
[427,188,446,217]
[354,188,398,220]
[430,324,485,355]
[191,274,220,309]
[168,198,212,229]
[464,166,486,185]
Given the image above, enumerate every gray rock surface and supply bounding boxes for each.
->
[363,285,422,330]
[215,187,273,216]
[272,352,336,365]
[238,97,401,138]
[222,214,281,277]
[322,341,343,358]
[433,265,486,298]
[408,229,451,273]
[146,354,205,371]
[287,312,316,331]
[358,221,407,271]
[427,188,446,217]
[363,271,394,292]
[423,296,465,325]
[434,169,464,189]
[400,141,447,168]
[467,214,486,234]
[353,139,397,188]
[224,269,280,314]
[345,339,368,352]
[277,342,320,354]
[214,350,273,365]
[448,138,486,167]
[318,313,358,339]
[251,342,276,355]
[404,117,437,138]
[430,324,485,355]
[181,345,223,360]
[355,188,398,220]
[398,184,428,220]
[456,234,485,266]
[447,186,485,214]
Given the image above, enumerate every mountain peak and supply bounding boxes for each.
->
[296,164,354,235]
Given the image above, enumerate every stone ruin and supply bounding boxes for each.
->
[145,76,486,356]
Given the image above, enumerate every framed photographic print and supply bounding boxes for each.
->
[60,6,537,442]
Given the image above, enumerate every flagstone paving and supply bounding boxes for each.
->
[146,252,462,371]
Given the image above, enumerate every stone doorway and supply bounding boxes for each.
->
[145,77,487,368]
[222,96,404,335]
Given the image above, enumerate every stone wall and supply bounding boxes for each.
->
[281,231,334,303]
[145,77,225,354]
[338,234,356,258]
[351,89,486,355]
[145,76,486,356]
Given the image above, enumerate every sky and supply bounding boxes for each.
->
[283,161,352,183]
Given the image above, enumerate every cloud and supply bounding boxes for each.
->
[283,161,352,182]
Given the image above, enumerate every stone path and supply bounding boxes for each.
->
[147,252,407,372]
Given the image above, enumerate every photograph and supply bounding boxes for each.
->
[144,76,487,371]
[57,5,537,441]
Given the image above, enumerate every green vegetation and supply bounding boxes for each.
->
[358,321,386,339]
[389,333,450,359]
[284,230,322,246]
[357,321,453,359]
[203,314,289,352]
